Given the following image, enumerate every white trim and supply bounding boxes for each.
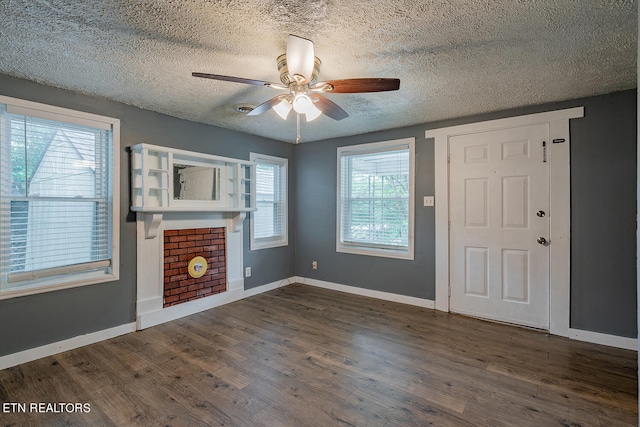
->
[336,137,416,260]
[0,95,117,130]
[250,152,289,250]
[297,276,435,309]
[243,277,295,298]
[135,212,245,330]
[0,96,120,300]
[426,107,583,337]
[137,288,245,329]
[3,281,634,373]
[0,322,136,371]
[137,277,297,330]
[568,328,638,351]
[1,278,298,368]
[548,118,570,336]
[426,107,584,139]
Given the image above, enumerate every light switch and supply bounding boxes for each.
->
[424,196,434,207]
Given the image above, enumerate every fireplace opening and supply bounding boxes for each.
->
[163,227,226,307]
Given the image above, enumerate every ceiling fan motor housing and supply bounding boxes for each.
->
[277,54,321,86]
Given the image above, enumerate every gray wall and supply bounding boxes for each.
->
[0,74,295,356]
[296,89,637,338]
[0,73,635,358]
[294,127,435,299]
[569,90,637,337]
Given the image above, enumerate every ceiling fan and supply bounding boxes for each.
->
[193,35,400,142]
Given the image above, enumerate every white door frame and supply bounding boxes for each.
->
[426,107,584,337]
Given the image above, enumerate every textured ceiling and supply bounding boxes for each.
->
[0,1,636,143]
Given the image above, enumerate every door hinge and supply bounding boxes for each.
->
[542,141,547,163]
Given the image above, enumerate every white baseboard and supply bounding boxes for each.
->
[1,279,296,370]
[0,322,136,371]
[296,279,636,351]
[568,328,638,351]
[5,280,632,372]
[296,276,435,309]
[137,278,295,330]
[137,288,245,329]
[244,277,294,298]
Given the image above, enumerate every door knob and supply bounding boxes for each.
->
[536,210,546,217]
[537,237,548,245]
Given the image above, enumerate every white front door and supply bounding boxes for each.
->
[449,124,550,329]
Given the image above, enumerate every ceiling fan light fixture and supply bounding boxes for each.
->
[291,93,322,121]
[193,34,399,141]
[272,99,292,120]
[304,105,322,122]
[292,93,312,113]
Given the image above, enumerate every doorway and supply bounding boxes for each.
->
[426,107,583,336]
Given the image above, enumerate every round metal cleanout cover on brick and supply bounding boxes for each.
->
[188,256,208,278]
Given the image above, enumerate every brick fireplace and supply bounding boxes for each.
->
[163,227,227,307]
[136,211,246,329]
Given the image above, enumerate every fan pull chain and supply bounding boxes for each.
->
[296,113,301,144]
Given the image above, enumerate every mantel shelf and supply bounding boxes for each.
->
[132,206,255,213]
[142,211,247,239]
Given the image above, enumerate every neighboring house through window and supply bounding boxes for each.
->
[337,138,415,259]
[0,96,119,298]
[250,153,288,250]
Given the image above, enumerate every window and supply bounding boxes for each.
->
[250,153,287,249]
[337,138,415,259]
[0,96,119,298]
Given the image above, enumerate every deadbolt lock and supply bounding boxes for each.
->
[536,210,546,217]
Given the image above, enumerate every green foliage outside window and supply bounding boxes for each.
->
[9,120,55,196]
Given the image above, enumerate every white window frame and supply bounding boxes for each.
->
[0,95,120,300]
[336,137,415,260]
[250,153,288,250]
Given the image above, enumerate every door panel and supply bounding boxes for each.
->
[449,124,550,329]
[502,176,528,228]
[502,249,529,302]
[465,247,489,296]
[465,178,488,227]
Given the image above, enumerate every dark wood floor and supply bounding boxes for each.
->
[0,284,637,426]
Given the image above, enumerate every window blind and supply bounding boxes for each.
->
[250,153,287,250]
[254,162,284,240]
[0,107,113,289]
[339,146,410,250]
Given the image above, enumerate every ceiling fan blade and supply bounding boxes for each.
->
[286,35,315,83]
[192,72,282,88]
[247,95,287,116]
[317,78,401,93]
[310,94,349,121]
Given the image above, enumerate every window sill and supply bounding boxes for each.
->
[337,244,414,260]
[0,272,119,300]
[251,237,288,251]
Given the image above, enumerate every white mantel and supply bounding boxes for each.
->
[131,144,256,329]
[135,211,245,329]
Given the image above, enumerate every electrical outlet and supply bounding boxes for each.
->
[312,261,318,270]
[245,267,251,277]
